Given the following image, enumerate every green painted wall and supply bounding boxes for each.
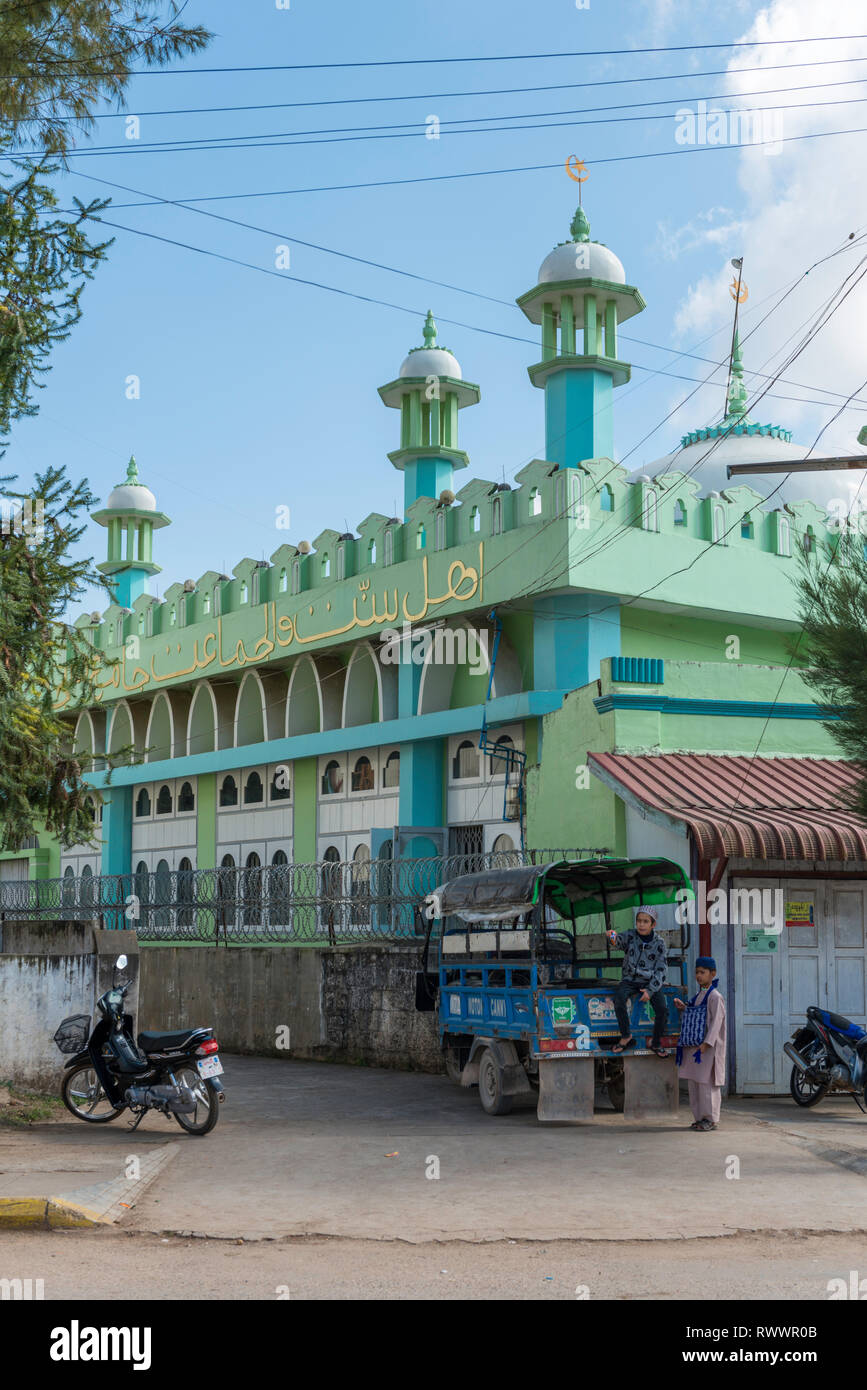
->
[293,757,317,863]
[196,773,216,871]
[621,607,797,666]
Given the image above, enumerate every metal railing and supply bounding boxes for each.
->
[0,848,607,944]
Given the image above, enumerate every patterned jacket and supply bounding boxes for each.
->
[613,929,668,994]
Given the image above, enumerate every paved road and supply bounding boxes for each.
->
[4,1057,867,1245]
[1,1228,862,1300]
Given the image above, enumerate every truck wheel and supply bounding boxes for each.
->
[478,1048,513,1116]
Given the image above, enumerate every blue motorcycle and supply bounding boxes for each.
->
[785,1006,867,1112]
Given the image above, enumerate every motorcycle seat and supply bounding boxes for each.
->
[137,1028,210,1053]
[806,1005,867,1040]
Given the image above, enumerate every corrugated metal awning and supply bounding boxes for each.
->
[587,752,867,861]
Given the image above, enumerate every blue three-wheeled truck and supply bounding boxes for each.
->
[415,857,694,1122]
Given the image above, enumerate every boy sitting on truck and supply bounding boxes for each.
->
[606,905,670,1057]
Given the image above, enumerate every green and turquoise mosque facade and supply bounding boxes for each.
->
[24,198,859,929]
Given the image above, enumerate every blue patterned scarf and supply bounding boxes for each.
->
[676,979,719,1066]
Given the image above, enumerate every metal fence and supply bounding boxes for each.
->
[0,848,608,944]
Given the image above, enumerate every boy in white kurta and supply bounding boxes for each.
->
[675,957,726,1131]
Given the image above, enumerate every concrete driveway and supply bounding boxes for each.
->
[5,1056,867,1243]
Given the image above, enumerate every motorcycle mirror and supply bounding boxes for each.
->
[116,954,128,971]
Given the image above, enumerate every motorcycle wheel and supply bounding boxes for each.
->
[171,1063,220,1136]
[61,1064,126,1123]
[789,1047,830,1107]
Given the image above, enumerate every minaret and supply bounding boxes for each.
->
[91,456,170,607]
[517,201,645,466]
[378,311,480,516]
[724,330,751,423]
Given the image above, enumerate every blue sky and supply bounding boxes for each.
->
[7,0,867,611]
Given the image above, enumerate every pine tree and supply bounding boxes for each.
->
[796,534,867,816]
[0,3,212,850]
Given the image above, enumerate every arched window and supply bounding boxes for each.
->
[492,832,517,865]
[416,523,426,550]
[135,787,151,818]
[270,767,291,801]
[156,784,173,816]
[169,604,176,627]
[382,751,400,788]
[673,499,687,527]
[435,510,446,550]
[778,517,791,556]
[240,580,248,604]
[351,755,374,792]
[270,849,290,926]
[641,488,658,531]
[600,485,614,513]
[337,546,345,581]
[321,553,330,579]
[178,856,194,927]
[804,525,815,555]
[219,774,238,808]
[138,612,145,634]
[107,623,114,647]
[320,846,341,915]
[203,591,211,616]
[244,851,262,927]
[218,853,236,924]
[453,740,479,779]
[178,781,195,813]
[554,473,567,517]
[62,864,76,907]
[146,605,154,637]
[741,512,754,539]
[491,496,502,535]
[321,760,343,795]
[279,567,287,593]
[368,537,377,566]
[712,505,725,543]
[384,529,394,567]
[470,505,480,533]
[243,770,264,805]
[80,863,93,911]
[252,569,261,606]
[529,486,542,517]
[213,583,222,617]
[490,733,514,776]
[154,858,172,931]
[350,843,371,926]
[291,558,301,594]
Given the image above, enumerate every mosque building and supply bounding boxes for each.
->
[6,196,867,1094]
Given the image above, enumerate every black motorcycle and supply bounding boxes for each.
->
[784,1004,867,1112]
[54,954,225,1136]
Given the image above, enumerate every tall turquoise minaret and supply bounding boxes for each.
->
[517,202,645,466]
[378,311,480,516]
[91,457,171,607]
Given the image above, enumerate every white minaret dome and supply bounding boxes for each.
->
[398,310,462,380]
[105,457,157,512]
[537,204,627,286]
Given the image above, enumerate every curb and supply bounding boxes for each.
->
[0,1141,179,1230]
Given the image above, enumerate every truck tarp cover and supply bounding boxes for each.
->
[429,857,693,922]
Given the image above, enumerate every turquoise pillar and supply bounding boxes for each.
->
[533,593,621,691]
[99,785,132,929]
[402,456,459,514]
[398,739,444,858]
[545,368,614,468]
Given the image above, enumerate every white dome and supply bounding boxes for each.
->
[399,346,462,380]
[538,240,626,286]
[105,482,157,512]
[639,429,861,518]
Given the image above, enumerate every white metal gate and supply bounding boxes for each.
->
[732,876,867,1094]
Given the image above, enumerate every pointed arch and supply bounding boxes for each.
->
[285,655,323,737]
[73,710,97,762]
[342,641,397,728]
[107,700,135,763]
[144,691,174,762]
[417,619,522,716]
[187,682,219,756]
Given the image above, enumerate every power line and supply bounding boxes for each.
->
[23,32,864,77]
[15,90,867,158]
[35,53,867,122]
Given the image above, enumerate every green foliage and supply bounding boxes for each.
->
[796,535,867,815]
[0,161,112,446]
[0,1,211,156]
[0,465,114,850]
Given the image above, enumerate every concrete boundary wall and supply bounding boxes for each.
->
[138,944,441,1072]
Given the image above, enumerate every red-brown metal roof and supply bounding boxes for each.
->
[587,752,867,861]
